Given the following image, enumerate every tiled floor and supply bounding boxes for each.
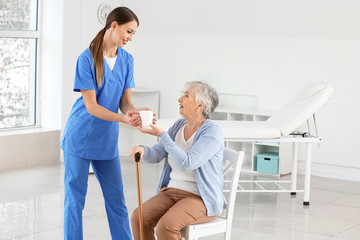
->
[1,158,360,240]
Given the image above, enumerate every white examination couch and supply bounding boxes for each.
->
[157,82,334,205]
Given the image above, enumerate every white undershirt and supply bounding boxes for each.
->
[104,55,117,71]
[167,125,200,195]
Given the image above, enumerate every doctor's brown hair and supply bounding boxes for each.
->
[89,7,139,87]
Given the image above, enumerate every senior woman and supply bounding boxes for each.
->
[129,81,224,240]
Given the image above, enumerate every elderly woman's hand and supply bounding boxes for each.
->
[136,124,164,136]
[129,146,145,161]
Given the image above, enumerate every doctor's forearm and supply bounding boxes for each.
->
[87,104,125,123]
[119,100,136,114]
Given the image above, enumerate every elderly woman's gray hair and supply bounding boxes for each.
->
[183,81,219,119]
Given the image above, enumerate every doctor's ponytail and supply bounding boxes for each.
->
[90,28,106,87]
[89,7,139,87]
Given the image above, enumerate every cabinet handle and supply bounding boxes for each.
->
[264,158,271,161]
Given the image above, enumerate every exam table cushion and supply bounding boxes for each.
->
[215,121,281,139]
[267,82,334,136]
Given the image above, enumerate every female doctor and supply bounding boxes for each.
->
[61,7,144,240]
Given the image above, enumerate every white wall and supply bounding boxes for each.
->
[62,0,360,180]
[0,130,60,170]
[40,0,63,128]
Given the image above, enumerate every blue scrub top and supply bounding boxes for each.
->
[61,47,135,160]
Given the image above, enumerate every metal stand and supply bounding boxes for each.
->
[235,137,319,206]
[303,142,312,205]
[290,142,298,195]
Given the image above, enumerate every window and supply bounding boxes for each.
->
[0,0,39,129]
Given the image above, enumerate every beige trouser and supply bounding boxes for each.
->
[130,187,217,240]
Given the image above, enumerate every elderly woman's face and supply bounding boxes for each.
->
[178,88,201,118]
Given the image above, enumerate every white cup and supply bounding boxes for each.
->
[139,110,154,129]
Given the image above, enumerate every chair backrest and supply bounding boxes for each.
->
[222,149,244,225]
[267,82,334,136]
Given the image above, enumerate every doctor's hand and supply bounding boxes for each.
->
[136,124,164,136]
[129,146,145,161]
[124,110,141,127]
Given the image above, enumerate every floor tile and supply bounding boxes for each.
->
[13,228,63,240]
[305,203,360,222]
[83,216,112,239]
[234,225,330,240]
[270,213,358,236]
[335,223,360,240]
[327,238,354,240]
[331,195,360,208]
[0,216,56,240]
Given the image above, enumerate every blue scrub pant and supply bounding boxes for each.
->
[63,152,132,240]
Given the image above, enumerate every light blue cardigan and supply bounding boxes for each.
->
[142,118,224,216]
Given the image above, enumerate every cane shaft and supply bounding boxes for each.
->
[136,161,144,240]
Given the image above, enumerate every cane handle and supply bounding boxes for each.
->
[135,152,141,162]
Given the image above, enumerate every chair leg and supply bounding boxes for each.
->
[187,232,198,240]
[225,232,231,240]
[185,226,198,240]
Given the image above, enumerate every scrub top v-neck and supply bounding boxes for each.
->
[61,47,135,160]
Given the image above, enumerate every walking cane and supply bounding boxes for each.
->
[135,152,144,240]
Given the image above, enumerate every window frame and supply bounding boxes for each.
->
[0,0,41,130]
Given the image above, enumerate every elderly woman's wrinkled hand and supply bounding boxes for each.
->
[129,146,145,161]
[137,124,164,136]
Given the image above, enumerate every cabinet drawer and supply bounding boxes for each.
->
[256,152,279,174]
